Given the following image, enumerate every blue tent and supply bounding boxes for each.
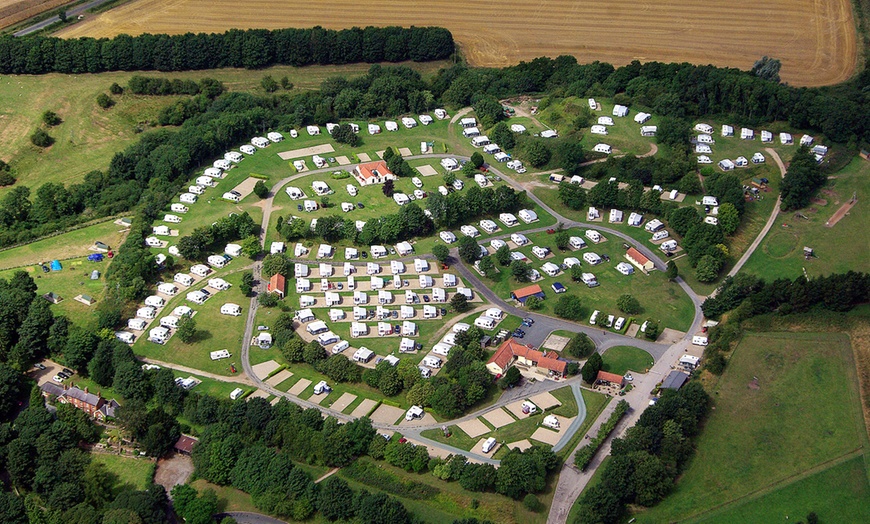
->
[50,260,62,271]
[87,254,103,262]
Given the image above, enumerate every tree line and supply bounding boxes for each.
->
[575,382,710,523]
[0,26,454,75]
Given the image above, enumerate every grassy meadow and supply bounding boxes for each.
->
[600,345,654,375]
[634,331,868,523]
[91,453,155,494]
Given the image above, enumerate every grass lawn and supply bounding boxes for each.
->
[695,455,870,524]
[340,456,548,524]
[742,156,870,280]
[0,218,130,271]
[554,389,610,461]
[485,227,695,332]
[170,370,250,399]
[0,60,447,195]
[0,256,111,328]
[536,97,661,158]
[600,346,654,375]
[132,270,252,377]
[634,331,866,523]
[91,453,155,494]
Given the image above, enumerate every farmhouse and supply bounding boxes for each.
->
[612,105,629,117]
[625,247,654,272]
[511,284,545,304]
[40,384,120,420]
[485,339,567,377]
[640,126,657,137]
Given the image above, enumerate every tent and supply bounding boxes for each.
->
[50,260,62,271]
[88,253,103,262]
[90,270,100,280]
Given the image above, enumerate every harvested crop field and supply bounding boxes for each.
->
[0,0,67,30]
[57,0,857,86]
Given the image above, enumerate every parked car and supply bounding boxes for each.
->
[361,251,368,258]
[62,368,73,375]
[297,204,303,211]
[33,363,46,370]
[52,375,63,383]
[422,295,430,302]
[357,202,365,209]
[257,325,269,331]
[522,318,534,327]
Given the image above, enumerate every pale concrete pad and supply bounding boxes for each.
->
[288,378,312,396]
[310,392,330,404]
[230,177,259,200]
[457,418,491,439]
[247,389,271,400]
[543,334,570,351]
[529,391,561,411]
[331,392,357,413]
[482,407,517,428]
[335,155,351,165]
[357,153,372,162]
[370,404,406,425]
[406,438,452,459]
[277,143,335,160]
[398,147,413,157]
[270,397,281,405]
[266,369,293,387]
[505,399,533,420]
[351,398,377,417]
[551,416,576,433]
[658,328,685,345]
[252,360,280,380]
[508,439,534,451]
[400,411,432,426]
[475,437,501,456]
[531,427,561,446]
[415,164,438,176]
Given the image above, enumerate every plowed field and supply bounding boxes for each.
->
[57,0,857,86]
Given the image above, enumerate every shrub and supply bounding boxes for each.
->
[30,128,54,147]
[523,494,543,512]
[42,110,62,126]
[253,180,269,199]
[109,82,124,94]
[96,93,115,109]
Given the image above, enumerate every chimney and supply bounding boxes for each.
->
[84,386,89,394]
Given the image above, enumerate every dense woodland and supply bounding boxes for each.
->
[0,26,454,74]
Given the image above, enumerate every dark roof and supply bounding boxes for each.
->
[174,435,198,454]
[40,382,65,397]
[100,399,120,418]
[62,385,102,406]
[661,370,689,390]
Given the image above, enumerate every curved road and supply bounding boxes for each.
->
[223,140,799,524]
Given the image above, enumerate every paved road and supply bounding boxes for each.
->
[229,149,706,487]
[140,357,254,386]
[13,0,114,37]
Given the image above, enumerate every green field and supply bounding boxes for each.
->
[634,331,868,523]
[0,255,111,328]
[339,456,548,524]
[484,227,695,332]
[0,60,448,194]
[91,453,155,494]
[132,270,252,376]
[0,219,129,270]
[742,156,870,279]
[697,455,870,524]
[600,345,654,375]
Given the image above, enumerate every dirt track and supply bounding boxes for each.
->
[56,0,857,87]
[826,199,857,227]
